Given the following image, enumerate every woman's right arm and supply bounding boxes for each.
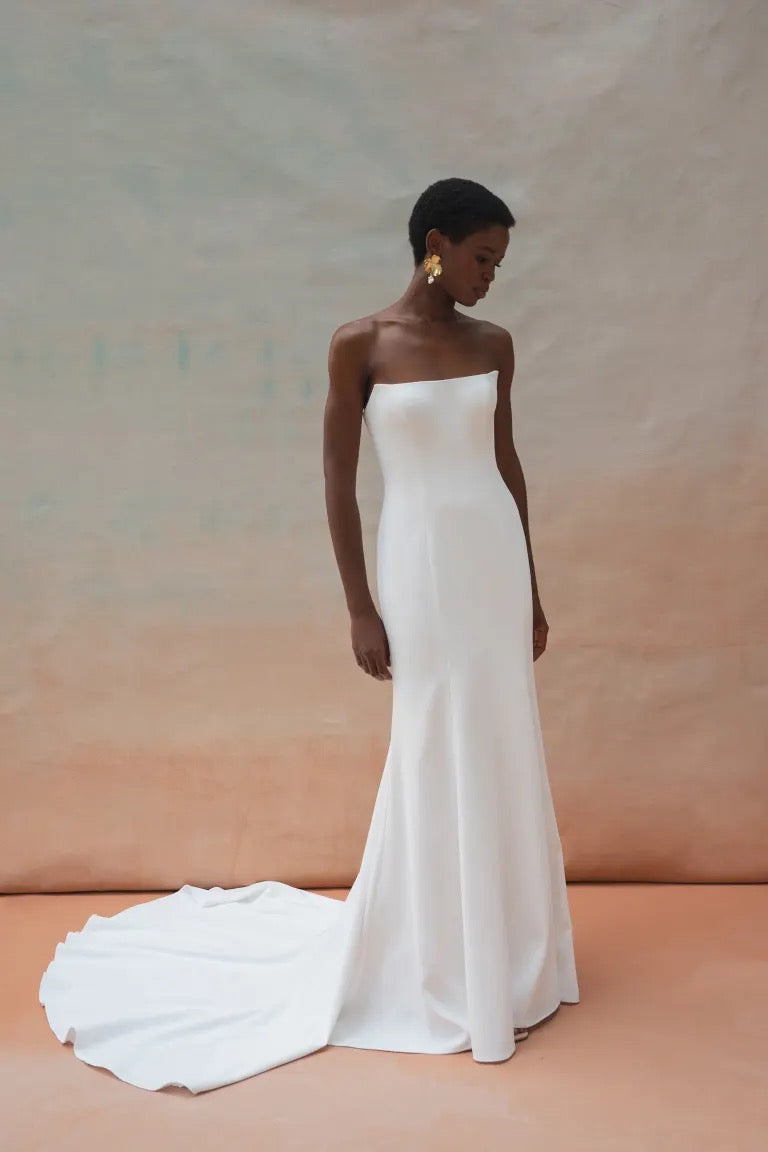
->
[323,322,391,680]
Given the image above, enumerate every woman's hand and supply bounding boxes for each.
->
[532,597,549,661]
[351,608,392,680]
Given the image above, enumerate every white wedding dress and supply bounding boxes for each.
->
[39,369,579,1093]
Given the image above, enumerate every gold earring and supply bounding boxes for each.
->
[423,252,442,284]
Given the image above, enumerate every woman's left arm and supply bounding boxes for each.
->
[493,328,549,659]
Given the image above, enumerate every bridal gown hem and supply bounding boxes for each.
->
[39,370,580,1093]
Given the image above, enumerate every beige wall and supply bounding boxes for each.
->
[2,1,766,890]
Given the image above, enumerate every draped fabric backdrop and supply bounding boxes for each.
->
[2,0,766,890]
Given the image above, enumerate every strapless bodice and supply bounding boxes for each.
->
[363,369,504,499]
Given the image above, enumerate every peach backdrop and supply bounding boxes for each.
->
[2,1,766,891]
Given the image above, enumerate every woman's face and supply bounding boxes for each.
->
[440,224,509,307]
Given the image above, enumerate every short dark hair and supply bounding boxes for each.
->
[408,178,515,265]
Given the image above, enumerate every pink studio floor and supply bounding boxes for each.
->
[3,883,766,1152]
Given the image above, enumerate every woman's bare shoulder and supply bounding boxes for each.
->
[330,304,395,339]
[327,314,382,392]
[473,317,513,349]
[488,323,515,384]
[328,312,381,358]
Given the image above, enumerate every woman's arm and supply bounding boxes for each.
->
[322,320,376,617]
[493,327,540,604]
[323,321,392,680]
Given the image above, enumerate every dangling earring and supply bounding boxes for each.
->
[423,252,442,284]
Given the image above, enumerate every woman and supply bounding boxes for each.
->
[322,176,579,1058]
[38,178,578,1094]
